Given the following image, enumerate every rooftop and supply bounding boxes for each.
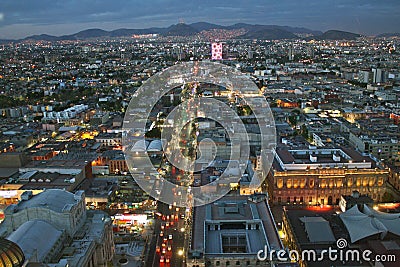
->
[7,220,63,262]
[192,194,282,258]
[11,189,81,213]
[274,145,373,171]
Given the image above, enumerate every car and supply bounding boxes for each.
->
[160,231,164,237]
[167,245,172,251]
[160,256,165,263]
[162,248,166,254]
[163,237,168,242]
[156,246,160,253]
[168,234,173,240]
[166,258,170,263]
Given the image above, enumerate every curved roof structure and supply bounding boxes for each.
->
[17,189,76,213]
[362,204,400,236]
[131,140,149,152]
[0,238,25,267]
[339,205,391,243]
[7,220,63,262]
[147,140,162,152]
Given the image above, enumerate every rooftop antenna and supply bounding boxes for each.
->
[179,18,185,24]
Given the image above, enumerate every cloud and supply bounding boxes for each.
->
[0,0,400,38]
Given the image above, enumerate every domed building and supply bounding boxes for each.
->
[0,238,25,267]
[0,189,114,266]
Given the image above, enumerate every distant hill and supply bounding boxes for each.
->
[163,23,199,36]
[238,28,297,40]
[189,22,224,31]
[109,28,159,37]
[59,29,109,40]
[376,33,400,38]
[24,34,60,41]
[313,30,362,40]
[7,22,366,41]
[0,39,13,44]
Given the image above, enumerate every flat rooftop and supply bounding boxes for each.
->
[192,194,283,258]
[274,145,374,171]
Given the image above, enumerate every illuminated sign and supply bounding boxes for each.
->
[211,43,223,60]
[113,214,148,224]
[0,190,18,198]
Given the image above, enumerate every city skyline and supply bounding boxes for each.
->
[1,0,400,39]
[0,2,400,265]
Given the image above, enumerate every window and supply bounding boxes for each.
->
[226,261,230,266]
[287,197,290,203]
[216,261,220,266]
[236,261,240,265]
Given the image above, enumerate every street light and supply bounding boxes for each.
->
[178,249,184,256]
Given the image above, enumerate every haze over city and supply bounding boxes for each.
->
[1,0,400,39]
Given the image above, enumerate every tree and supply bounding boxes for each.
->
[288,115,297,127]
[301,125,309,139]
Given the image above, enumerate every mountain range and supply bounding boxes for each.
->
[0,22,370,42]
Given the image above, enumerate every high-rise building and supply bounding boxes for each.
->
[211,42,223,60]
[372,68,385,84]
[288,46,294,61]
[247,50,254,59]
[358,70,373,84]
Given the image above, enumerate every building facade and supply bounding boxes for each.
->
[0,189,114,267]
[267,147,389,205]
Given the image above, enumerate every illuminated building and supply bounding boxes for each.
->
[42,104,89,123]
[267,146,389,205]
[276,99,299,108]
[0,238,25,267]
[211,42,223,60]
[390,113,400,125]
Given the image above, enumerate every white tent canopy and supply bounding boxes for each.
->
[131,140,149,152]
[147,140,162,152]
[362,204,400,236]
[339,205,388,243]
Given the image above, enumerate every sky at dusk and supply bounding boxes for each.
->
[0,0,399,39]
